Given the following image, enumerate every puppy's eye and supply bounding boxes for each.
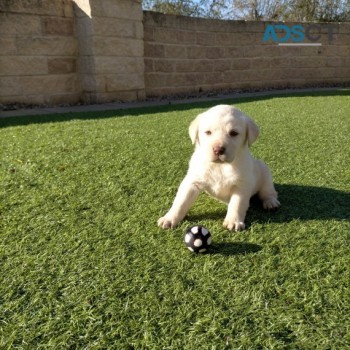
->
[229,130,239,137]
[205,130,212,136]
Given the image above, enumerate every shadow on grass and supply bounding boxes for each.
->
[1,89,349,128]
[267,183,350,222]
[210,242,262,256]
[188,184,350,225]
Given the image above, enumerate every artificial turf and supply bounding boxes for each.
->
[1,90,349,349]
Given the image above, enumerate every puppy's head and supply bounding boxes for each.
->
[189,105,259,163]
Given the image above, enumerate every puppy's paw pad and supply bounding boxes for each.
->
[157,216,175,229]
[263,198,280,211]
[223,219,245,232]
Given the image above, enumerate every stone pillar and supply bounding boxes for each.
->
[73,0,145,103]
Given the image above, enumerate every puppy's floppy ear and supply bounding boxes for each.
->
[189,114,201,145]
[245,116,260,146]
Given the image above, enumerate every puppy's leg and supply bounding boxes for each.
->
[223,192,250,231]
[158,176,200,229]
[257,160,280,210]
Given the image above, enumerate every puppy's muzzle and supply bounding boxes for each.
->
[213,146,226,156]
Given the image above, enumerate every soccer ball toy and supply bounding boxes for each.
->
[184,226,212,253]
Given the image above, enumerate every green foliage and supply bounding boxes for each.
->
[143,0,200,17]
[143,0,229,18]
[143,0,350,21]
[1,90,349,349]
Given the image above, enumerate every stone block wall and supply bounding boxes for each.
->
[144,12,350,97]
[0,0,79,105]
[0,1,349,106]
[0,0,144,106]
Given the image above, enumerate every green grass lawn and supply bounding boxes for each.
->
[1,90,349,349]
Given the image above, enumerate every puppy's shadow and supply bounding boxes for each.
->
[259,184,349,223]
[188,208,226,222]
[210,242,262,256]
[188,184,350,224]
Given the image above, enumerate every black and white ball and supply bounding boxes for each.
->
[184,226,212,253]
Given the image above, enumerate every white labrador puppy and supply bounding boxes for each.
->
[158,105,280,231]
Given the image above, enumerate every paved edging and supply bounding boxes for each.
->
[0,87,348,118]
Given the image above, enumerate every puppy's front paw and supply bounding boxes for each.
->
[263,197,280,211]
[223,218,245,232]
[157,216,178,229]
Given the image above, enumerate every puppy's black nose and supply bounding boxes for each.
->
[213,146,226,156]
